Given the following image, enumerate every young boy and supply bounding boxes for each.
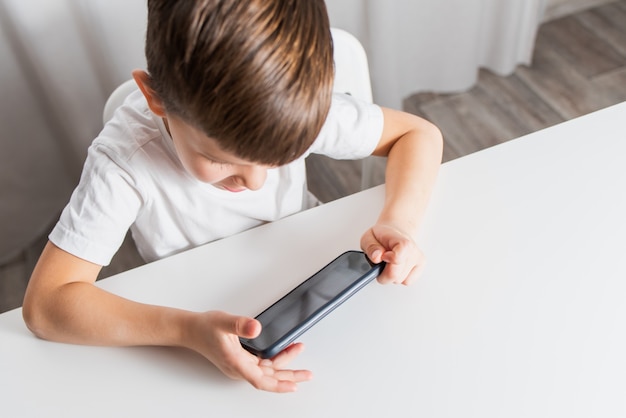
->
[22,0,442,393]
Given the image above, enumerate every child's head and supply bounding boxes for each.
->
[143,0,334,167]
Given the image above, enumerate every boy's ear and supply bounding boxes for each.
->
[132,69,167,117]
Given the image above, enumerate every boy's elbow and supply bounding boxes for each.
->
[22,292,54,340]
[22,299,44,339]
[433,124,444,162]
[417,117,444,161]
[21,241,98,340]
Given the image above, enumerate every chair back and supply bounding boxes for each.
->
[102,79,138,125]
[330,28,373,103]
[331,29,382,189]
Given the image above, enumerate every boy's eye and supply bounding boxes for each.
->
[205,156,231,167]
[200,154,223,164]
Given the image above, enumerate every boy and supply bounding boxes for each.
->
[22,0,442,393]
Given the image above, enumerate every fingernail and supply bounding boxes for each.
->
[371,249,382,261]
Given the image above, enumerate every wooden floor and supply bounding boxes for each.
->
[405,0,626,163]
[2,0,626,314]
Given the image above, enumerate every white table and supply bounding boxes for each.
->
[2,102,626,417]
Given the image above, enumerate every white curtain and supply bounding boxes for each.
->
[0,0,146,263]
[0,0,546,262]
[325,0,547,109]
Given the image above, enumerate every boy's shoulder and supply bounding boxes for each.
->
[94,90,172,165]
[307,93,383,159]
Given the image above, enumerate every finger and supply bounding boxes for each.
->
[401,262,425,286]
[213,311,261,338]
[242,365,310,393]
[239,318,262,338]
[379,238,413,265]
[360,230,385,264]
[256,343,313,387]
[271,369,314,384]
[261,342,305,369]
[378,247,424,285]
[241,369,299,393]
[377,262,409,285]
[233,342,313,392]
[260,377,300,393]
[376,249,409,284]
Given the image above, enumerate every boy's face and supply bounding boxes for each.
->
[165,114,272,192]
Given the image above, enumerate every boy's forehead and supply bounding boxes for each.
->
[168,115,271,166]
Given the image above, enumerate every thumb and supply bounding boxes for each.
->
[214,311,261,339]
[361,230,385,264]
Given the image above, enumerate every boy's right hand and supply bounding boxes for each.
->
[23,243,311,393]
[185,311,312,393]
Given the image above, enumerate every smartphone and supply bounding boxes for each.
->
[240,250,385,359]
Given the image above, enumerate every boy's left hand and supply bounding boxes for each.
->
[360,223,425,286]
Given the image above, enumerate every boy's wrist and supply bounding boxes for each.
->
[376,212,419,240]
[163,308,199,349]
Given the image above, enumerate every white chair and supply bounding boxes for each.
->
[103,28,382,188]
[330,28,373,103]
[102,79,138,125]
[329,28,384,189]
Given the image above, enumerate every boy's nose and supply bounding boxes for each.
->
[240,165,267,191]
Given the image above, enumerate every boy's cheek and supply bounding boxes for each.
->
[185,162,229,184]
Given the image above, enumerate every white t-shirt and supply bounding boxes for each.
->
[50,90,383,265]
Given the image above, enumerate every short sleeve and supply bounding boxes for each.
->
[309,93,384,159]
[49,143,143,266]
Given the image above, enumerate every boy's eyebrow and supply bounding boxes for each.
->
[201,149,260,166]
[201,152,234,165]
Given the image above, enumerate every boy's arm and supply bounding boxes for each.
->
[361,107,443,285]
[23,241,187,346]
[22,242,311,392]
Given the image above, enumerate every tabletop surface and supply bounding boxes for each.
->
[2,102,626,417]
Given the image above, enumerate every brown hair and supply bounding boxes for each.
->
[145,0,334,166]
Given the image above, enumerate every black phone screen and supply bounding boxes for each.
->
[240,251,384,358]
